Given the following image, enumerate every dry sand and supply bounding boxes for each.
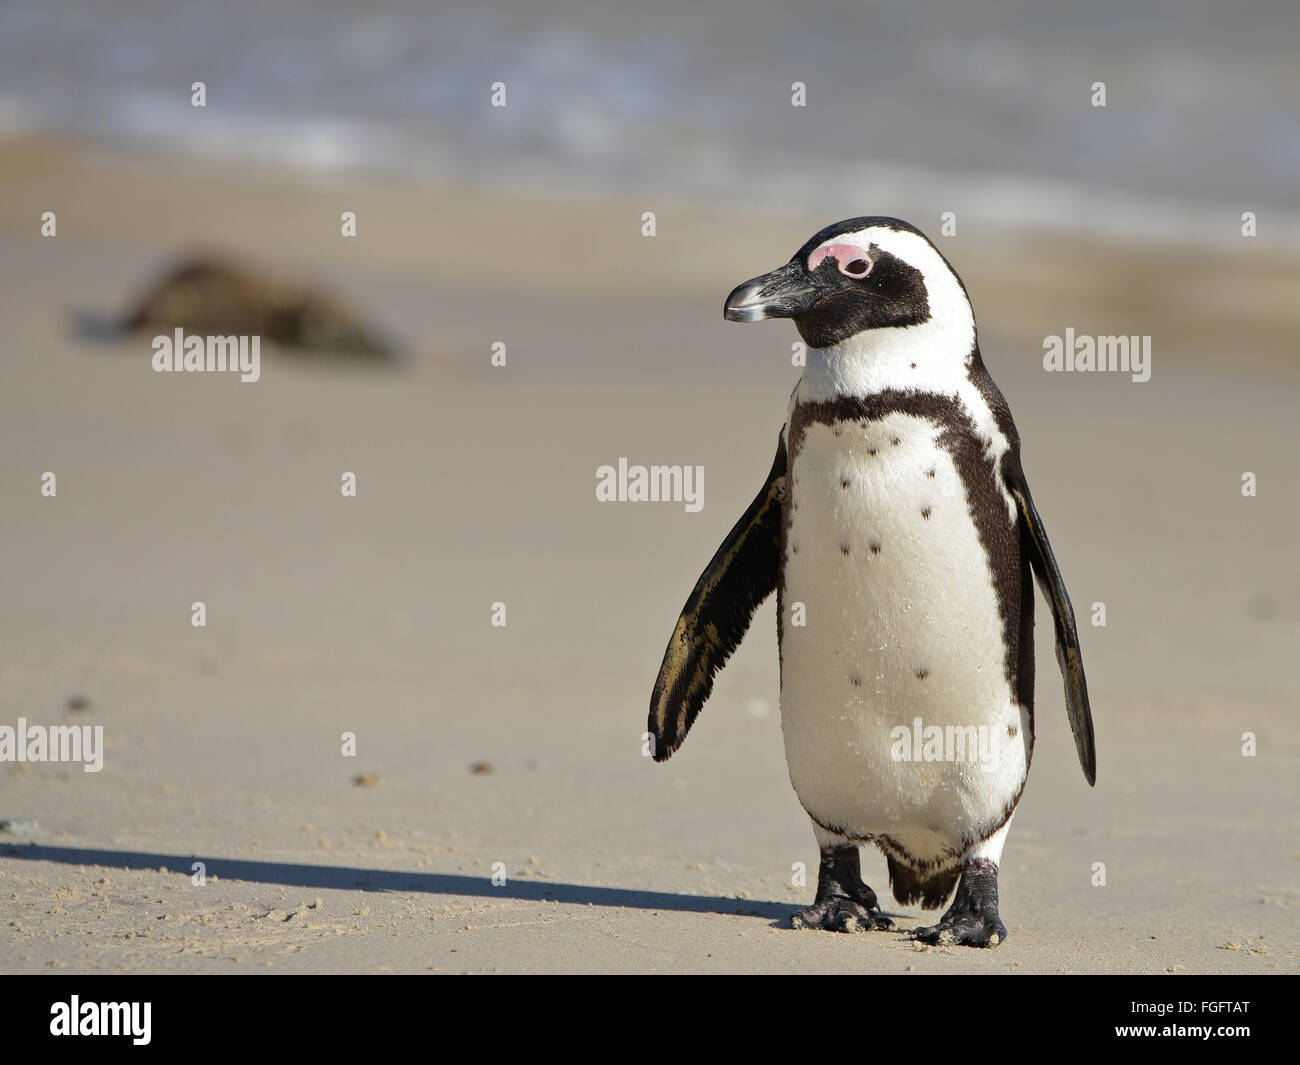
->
[0,138,1296,973]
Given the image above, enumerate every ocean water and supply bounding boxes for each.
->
[2,0,1297,244]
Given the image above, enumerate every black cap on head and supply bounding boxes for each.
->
[724,217,960,349]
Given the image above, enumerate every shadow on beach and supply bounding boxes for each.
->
[2,843,795,920]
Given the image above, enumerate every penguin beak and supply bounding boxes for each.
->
[724,261,819,322]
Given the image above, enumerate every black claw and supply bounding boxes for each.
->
[908,856,1007,948]
[793,844,893,933]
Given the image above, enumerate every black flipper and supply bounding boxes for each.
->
[648,431,787,761]
[1006,465,1097,786]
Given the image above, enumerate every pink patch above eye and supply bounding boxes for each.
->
[808,242,872,274]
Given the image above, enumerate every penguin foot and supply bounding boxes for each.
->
[792,843,893,933]
[792,895,892,933]
[909,857,1007,948]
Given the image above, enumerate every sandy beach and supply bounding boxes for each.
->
[0,137,1296,974]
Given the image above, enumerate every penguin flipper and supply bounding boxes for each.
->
[1008,471,1097,786]
[648,431,787,761]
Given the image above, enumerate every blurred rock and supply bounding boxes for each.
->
[109,257,398,360]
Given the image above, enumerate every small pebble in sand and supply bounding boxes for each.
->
[352,773,379,787]
[470,761,494,775]
[0,818,39,836]
[66,696,92,713]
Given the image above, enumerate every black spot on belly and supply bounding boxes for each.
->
[869,541,881,555]
[833,427,842,437]
[910,362,917,369]
[891,437,900,446]
[840,477,851,489]
[867,447,878,456]
[1007,724,1018,738]
[926,468,936,478]
[921,507,931,520]
[850,672,863,687]
[840,541,851,556]
[915,666,930,680]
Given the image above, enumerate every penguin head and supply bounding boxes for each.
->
[724,216,971,351]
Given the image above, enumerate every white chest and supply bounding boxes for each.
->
[778,411,1027,852]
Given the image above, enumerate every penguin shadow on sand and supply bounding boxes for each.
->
[0,843,793,921]
[72,255,402,364]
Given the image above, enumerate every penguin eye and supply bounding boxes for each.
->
[808,242,874,277]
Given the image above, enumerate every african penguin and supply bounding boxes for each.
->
[649,217,1095,947]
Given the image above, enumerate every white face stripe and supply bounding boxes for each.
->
[808,226,973,340]
[793,225,1015,522]
[802,226,975,392]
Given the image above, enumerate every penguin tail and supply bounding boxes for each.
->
[887,858,959,910]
